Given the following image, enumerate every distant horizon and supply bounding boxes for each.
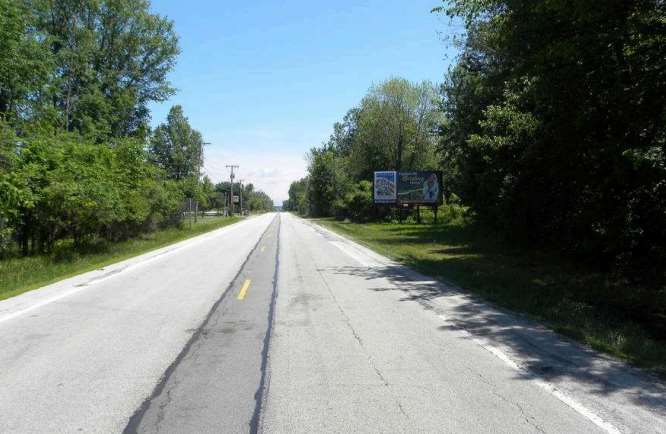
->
[147,0,457,204]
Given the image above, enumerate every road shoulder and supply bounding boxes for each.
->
[0,215,255,324]
[304,216,666,434]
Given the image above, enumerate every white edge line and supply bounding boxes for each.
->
[0,215,269,325]
[438,314,622,434]
[328,241,375,267]
[304,219,385,268]
[302,216,623,434]
[0,287,90,324]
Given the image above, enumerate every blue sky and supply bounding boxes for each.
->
[148,0,457,204]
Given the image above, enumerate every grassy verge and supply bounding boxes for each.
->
[314,210,666,376]
[0,215,242,301]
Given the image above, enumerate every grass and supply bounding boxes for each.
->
[0,215,242,301]
[314,208,666,376]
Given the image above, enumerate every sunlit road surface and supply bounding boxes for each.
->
[1,213,665,433]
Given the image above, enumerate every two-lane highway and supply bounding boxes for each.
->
[0,213,276,433]
[126,216,281,433]
[1,212,665,433]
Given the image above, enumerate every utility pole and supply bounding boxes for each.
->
[239,179,244,215]
[226,165,239,215]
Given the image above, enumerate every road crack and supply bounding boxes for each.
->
[467,367,546,433]
[312,262,411,421]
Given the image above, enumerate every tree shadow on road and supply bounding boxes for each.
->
[327,263,666,413]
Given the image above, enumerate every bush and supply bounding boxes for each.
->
[332,198,347,220]
[347,181,374,222]
[5,133,186,254]
[336,181,374,222]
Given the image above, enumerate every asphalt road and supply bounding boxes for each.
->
[1,212,664,433]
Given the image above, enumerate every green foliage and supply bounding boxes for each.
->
[6,133,184,254]
[213,181,273,213]
[0,215,241,301]
[317,211,666,374]
[0,0,178,138]
[149,105,204,181]
[435,0,666,287]
[0,0,188,258]
[289,77,441,220]
[30,0,179,138]
[198,176,215,210]
[349,78,441,178]
[284,177,308,214]
[0,0,51,122]
[306,148,349,217]
[335,180,374,222]
[235,182,273,212]
[247,190,274,212]
[0,1,265,275]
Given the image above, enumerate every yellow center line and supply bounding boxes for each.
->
[237,279,251,300]
[260,246,266,253]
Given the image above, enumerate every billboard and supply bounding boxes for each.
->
[374,170,442,205]
[373,171,397,203]
[397,171,442,204]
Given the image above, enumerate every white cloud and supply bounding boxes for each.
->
[198,126,323,205]
[202,146,308,205]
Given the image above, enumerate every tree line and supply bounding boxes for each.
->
[284,78,441,221]
[0,0,271,257]
[286,0,666,287]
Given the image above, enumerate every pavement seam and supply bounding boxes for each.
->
[121,215,279,434]
[250,214,281,434]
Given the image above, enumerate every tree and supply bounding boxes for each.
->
[349,78,441,180]
[296,77,441,218]
[306,148,349,217]
[435,0,666,283]
[149,105,204,181]
[7,133,184,253]
[0,0,51,123]
[31,0,179,139]
[0,1,211,259]
[199,176,216,211]
[334,180,374,222]
[247,190,274,212]
[0,122,23,255]
[284,178,308,215]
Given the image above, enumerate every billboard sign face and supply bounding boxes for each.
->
[396,171,442,204]
[373,171,397,203]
